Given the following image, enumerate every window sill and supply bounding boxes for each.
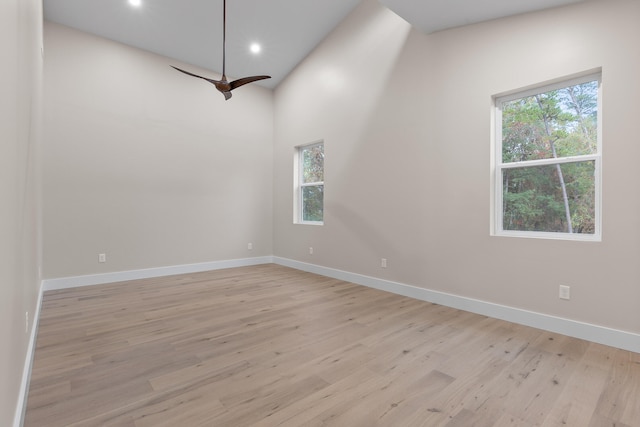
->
[492,230,601,242]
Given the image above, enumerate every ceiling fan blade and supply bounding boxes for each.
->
[171,0,269,101]
[171,65,221,85]
[173,65,235,100]
[229,75,271,90]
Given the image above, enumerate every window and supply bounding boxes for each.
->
[494,72,601,240]
[295,142,324,224]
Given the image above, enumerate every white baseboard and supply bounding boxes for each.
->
[14,280,44,427]
[273,257,640,354]
[42,256,274,291]
[39,255,640,354]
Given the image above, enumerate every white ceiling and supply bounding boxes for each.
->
[379,0,586,34]
[43,0,586,90]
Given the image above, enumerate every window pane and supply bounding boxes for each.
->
[302,144,324,183]
[502,161,595,234]
[302,185,323,222]
[502,80,598,163]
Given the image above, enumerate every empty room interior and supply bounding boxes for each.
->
[2,0,639,425]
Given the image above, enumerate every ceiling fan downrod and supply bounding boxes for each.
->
[171,0,271,100]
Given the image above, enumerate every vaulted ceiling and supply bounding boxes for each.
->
[43,0,586,89]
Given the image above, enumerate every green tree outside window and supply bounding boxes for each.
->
[497,75,600,238]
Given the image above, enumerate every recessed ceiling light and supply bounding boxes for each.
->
[128,0,142,7]
[250,43,262,54]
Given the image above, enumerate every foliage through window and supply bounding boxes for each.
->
[495,73,601,239]
[297,142,324,224]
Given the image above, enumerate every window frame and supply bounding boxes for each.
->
[493,72,602,241]
[294,141,324,225]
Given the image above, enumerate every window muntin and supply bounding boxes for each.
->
[495,73,601,240]
[297,142,324,224]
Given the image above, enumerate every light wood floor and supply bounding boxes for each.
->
[25,264,639,426]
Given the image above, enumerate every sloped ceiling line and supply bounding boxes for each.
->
[43,0,586,90]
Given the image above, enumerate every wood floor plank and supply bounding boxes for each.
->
[593,349,640,425]
[540,362,609,427]
[24,264,640,426]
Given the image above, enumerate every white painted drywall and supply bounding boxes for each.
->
[273,0,640,334]
[42,22,274,278]
[0,0,43,424]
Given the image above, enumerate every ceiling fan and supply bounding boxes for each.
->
[171,0,270,100]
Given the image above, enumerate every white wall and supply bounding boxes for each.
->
[10,0,632,420]
[0,0,43,424]
[43,22,274,279]
[274,0,640,335]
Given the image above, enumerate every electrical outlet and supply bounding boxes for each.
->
[98,253,106,263]
[381,258,387,268]
[309,247,314,255]
[25,312,29,334]
[559,285,570,300]
[248,243,253,250]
